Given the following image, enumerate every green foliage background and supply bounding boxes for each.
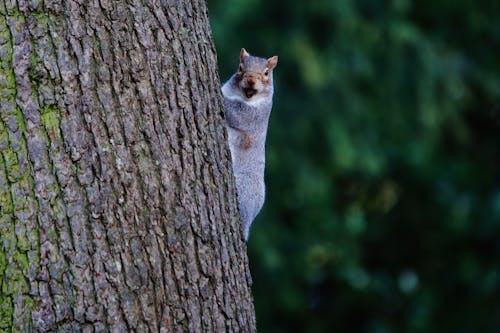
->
[209,1,500,332]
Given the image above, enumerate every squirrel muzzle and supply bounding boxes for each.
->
[241,73,262,98]
[243,87,258,98]
[246,76,257,86]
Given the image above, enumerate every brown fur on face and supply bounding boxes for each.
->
[236,48,278,99]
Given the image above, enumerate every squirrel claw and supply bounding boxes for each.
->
[240,132,252,149]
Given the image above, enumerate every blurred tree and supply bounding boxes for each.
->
[210,0,500,332]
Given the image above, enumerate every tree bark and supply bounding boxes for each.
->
[0,0,255,332]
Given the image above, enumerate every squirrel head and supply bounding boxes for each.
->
[236,48,278,99]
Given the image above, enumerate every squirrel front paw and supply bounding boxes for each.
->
[240,132,252,149]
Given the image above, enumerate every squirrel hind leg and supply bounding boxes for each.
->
[236,177,265,241]
[244,226,250,241]
[238,204,253,241]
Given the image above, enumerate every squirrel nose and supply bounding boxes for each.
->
[246,76,256,86]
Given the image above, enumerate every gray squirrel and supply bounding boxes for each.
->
[222,48,278,240]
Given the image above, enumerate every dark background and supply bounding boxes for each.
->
[209,1,500,332]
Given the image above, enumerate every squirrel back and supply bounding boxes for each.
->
[222,48,278,240]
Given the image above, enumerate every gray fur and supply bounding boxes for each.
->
[222,57,275,240]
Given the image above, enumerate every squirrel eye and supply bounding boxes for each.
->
[239,65,243,72]
[264,69,269,76]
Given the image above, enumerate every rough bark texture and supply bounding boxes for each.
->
[0,0,256,332]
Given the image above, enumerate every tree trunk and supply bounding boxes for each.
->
[0,0,256,332]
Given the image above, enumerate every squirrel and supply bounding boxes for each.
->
[222,48,278,240]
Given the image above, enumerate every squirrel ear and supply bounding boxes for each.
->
[240,48,250,61]
[267,56,278,70]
